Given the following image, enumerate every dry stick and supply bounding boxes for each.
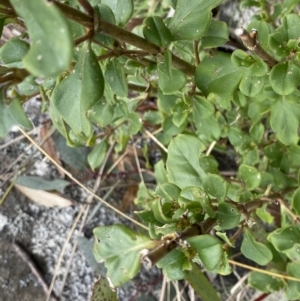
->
[0,128,36,150]
[228,259,300,283]
[144,129,168,153]
[159,276,167,301]
[235,28,277,68]
[18,127,147,230]
[45,207,83,301]
[57,143,115,296]
[12,243,59,301]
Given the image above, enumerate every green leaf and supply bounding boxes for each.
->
[105,58,128,97]
[231,50,255,68]
[248,272,285,293]
[127,112,142,135]
[203,174,227,202]
[269,14,300,58]
[154,160,168,184]
[292,187,300,215]
[16,176,69,191]
[91,277,117,301]
[94,4,116,47]
[88,100,114,128]
[193,95,215,119]
[168,0,222,40]
[216,203,240,230]
[238,164,261,190]
[270,96,300,145]
[171,101,190,128]
[285,263,300,300]
[157,249,191,280]
[239,67,265,97]
[268,226,300,252]
[196,52,244,98]
[88,139,109,170]
[0,96,32,137]
[201,21,229,48]
[241,229,273,265]
[269,62,300,95]
[158,62,186,95]
[155,183,181,201]
[100,0,133,26]
[187,235,223,271]
[0,38,29,68]
[166,134,206,189]
[287,144,300,168]
[185,263,221,301]
[250,122,264,144]
[93,224,157,287]
[143,16,172,46]
[52,42,104,136]
[10,0,73,77]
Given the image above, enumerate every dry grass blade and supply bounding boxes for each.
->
[18,127,147,230]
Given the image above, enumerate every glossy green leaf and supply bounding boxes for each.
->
[0,38,29,68]
[166,134,206,189]
[239,67,265,97]
[0,96,32,137]
[91,277,117,301]
[270,97,300,146]
[252,58,269,77]
[158,62,186,95]
[168,0,222,40]
[268,226,300,252]
[16,176,69,191]
[93,224,157,287]
[52,42,104,136]
[196,52,244,97]
[241,229,272,265]
[216,203,240,230]
[201,21,229,48]
[88,100,114,128]
[10,0,73,77]
[179,186,203,204]
[187,235,223,271]
[105,58,128,97]
[127,112,142,135]
[100,0,133,26]
[157,249,191,280]
[270,62,300,95]
[195,115,221,142]
[88,139,108,170]
[238,164,261,190]
[248,272,285,293]
[143,16,172,46]
[203,174,227,202]
[185,263,221,301]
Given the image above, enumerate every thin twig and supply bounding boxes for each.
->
[77,0,94,16]
[144,129,168,153]
[235,28,277,67]
[18,127,148,230]
[0,128,36,150]
[229,259,300,282]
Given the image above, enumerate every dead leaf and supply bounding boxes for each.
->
[120,185,138,212]
[15,184,72,207]
[40,122,64,178]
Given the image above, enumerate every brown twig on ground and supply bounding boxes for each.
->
[235,28,277,68]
